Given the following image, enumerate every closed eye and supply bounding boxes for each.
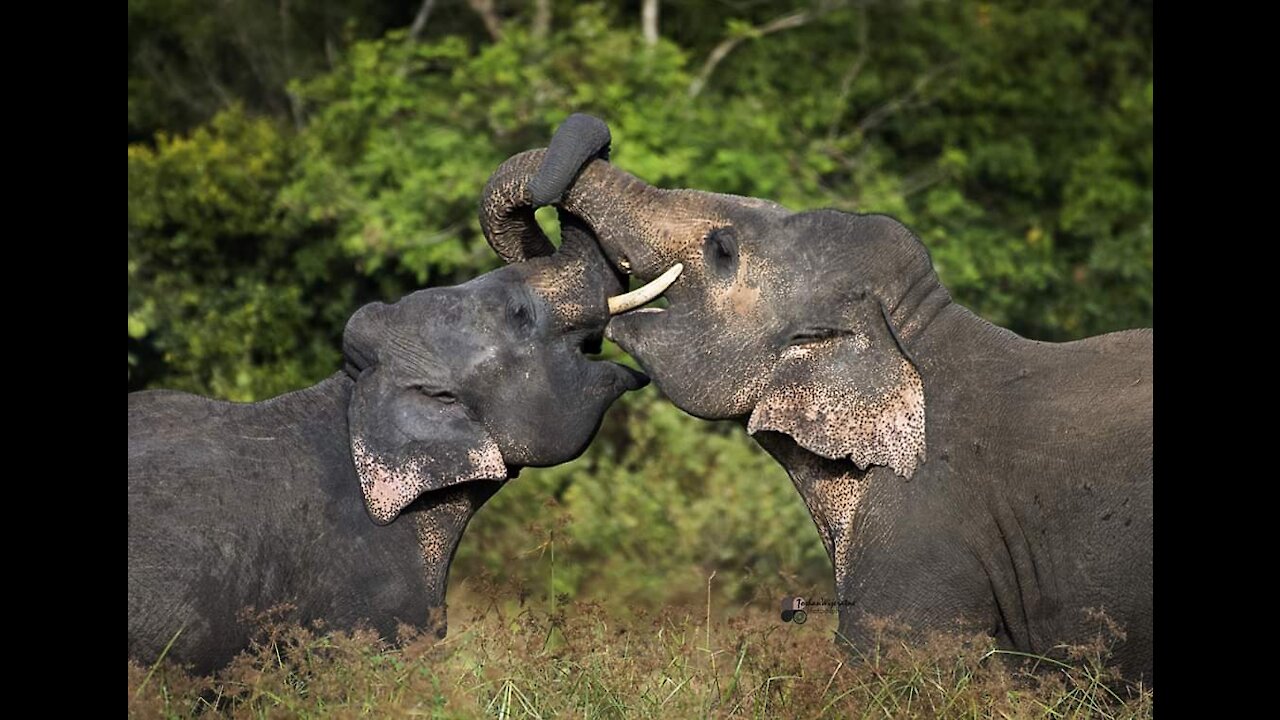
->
[417,386,457,404]
[788,327,850,346]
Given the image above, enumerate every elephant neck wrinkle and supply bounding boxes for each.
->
[906,304,1036,411]
[888,269,951,350]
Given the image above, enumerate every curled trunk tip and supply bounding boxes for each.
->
[479,149,556,264]
[529,114,612,207]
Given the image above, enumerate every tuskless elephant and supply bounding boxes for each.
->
[483,115,1153,683]
[128,204,671,674]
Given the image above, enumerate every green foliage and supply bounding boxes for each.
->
[456,392,828,606]
[128,1,1151,605]
[128,108,347,400]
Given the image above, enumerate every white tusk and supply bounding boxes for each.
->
[608,263,683,315]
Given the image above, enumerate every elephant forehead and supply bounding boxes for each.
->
[392,287,461,319]
[411,281,517,325]
[525,269,593,326]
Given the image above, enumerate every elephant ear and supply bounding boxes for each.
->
[748,300,926,479]
[348,367,506,525]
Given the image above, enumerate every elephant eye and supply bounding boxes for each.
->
[703,227,738,275]
[417,386,457,404]
[788,327,849,346]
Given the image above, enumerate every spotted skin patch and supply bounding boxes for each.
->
[524,250,596,328]
[803,467,868,589]
[398,480,502,637]
[351,436,505,525]
[718,282,761,317]
[756,434,872,590]
[749,342,926,480]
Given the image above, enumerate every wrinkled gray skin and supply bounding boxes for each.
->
[485,118,1153,684]
[128,215,645,675]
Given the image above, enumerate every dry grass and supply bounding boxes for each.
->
[128,578,1152,719]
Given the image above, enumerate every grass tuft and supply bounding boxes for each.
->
[129,592,1152,719]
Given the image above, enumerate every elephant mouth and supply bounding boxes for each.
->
[575,327,648,394]
[580,327,604,355]
[579,226,682,355]
[601,258,685,352]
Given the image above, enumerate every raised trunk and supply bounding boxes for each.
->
[529,114,612,206]
[480,149,678,280]
[562,159,687,280]
[480,114,612,264]
[479,150,556,262]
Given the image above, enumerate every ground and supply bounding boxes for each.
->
[128,577,1152,719]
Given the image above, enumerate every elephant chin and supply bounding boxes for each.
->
[604,308,664,365]
[605,308,741,421]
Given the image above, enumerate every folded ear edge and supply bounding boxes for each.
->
[351,435,507,526]
[747,302,927,479]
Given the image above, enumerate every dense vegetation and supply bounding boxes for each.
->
[128,1,1152,709]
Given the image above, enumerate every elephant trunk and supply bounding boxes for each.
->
[478,149,633,326]
[528,113,612,206]
[561,160,684,282]
[479,113,611,264]
[479,150,556,263]
[480,149,679,281]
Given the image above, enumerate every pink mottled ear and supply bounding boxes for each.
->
[348,368,507,525]
[748,307,926,479]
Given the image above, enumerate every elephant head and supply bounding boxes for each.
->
[343,209,648,526]
[484,117,947,480]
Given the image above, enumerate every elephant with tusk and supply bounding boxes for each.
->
[129,196,648,674]
[483,114,1154,684]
